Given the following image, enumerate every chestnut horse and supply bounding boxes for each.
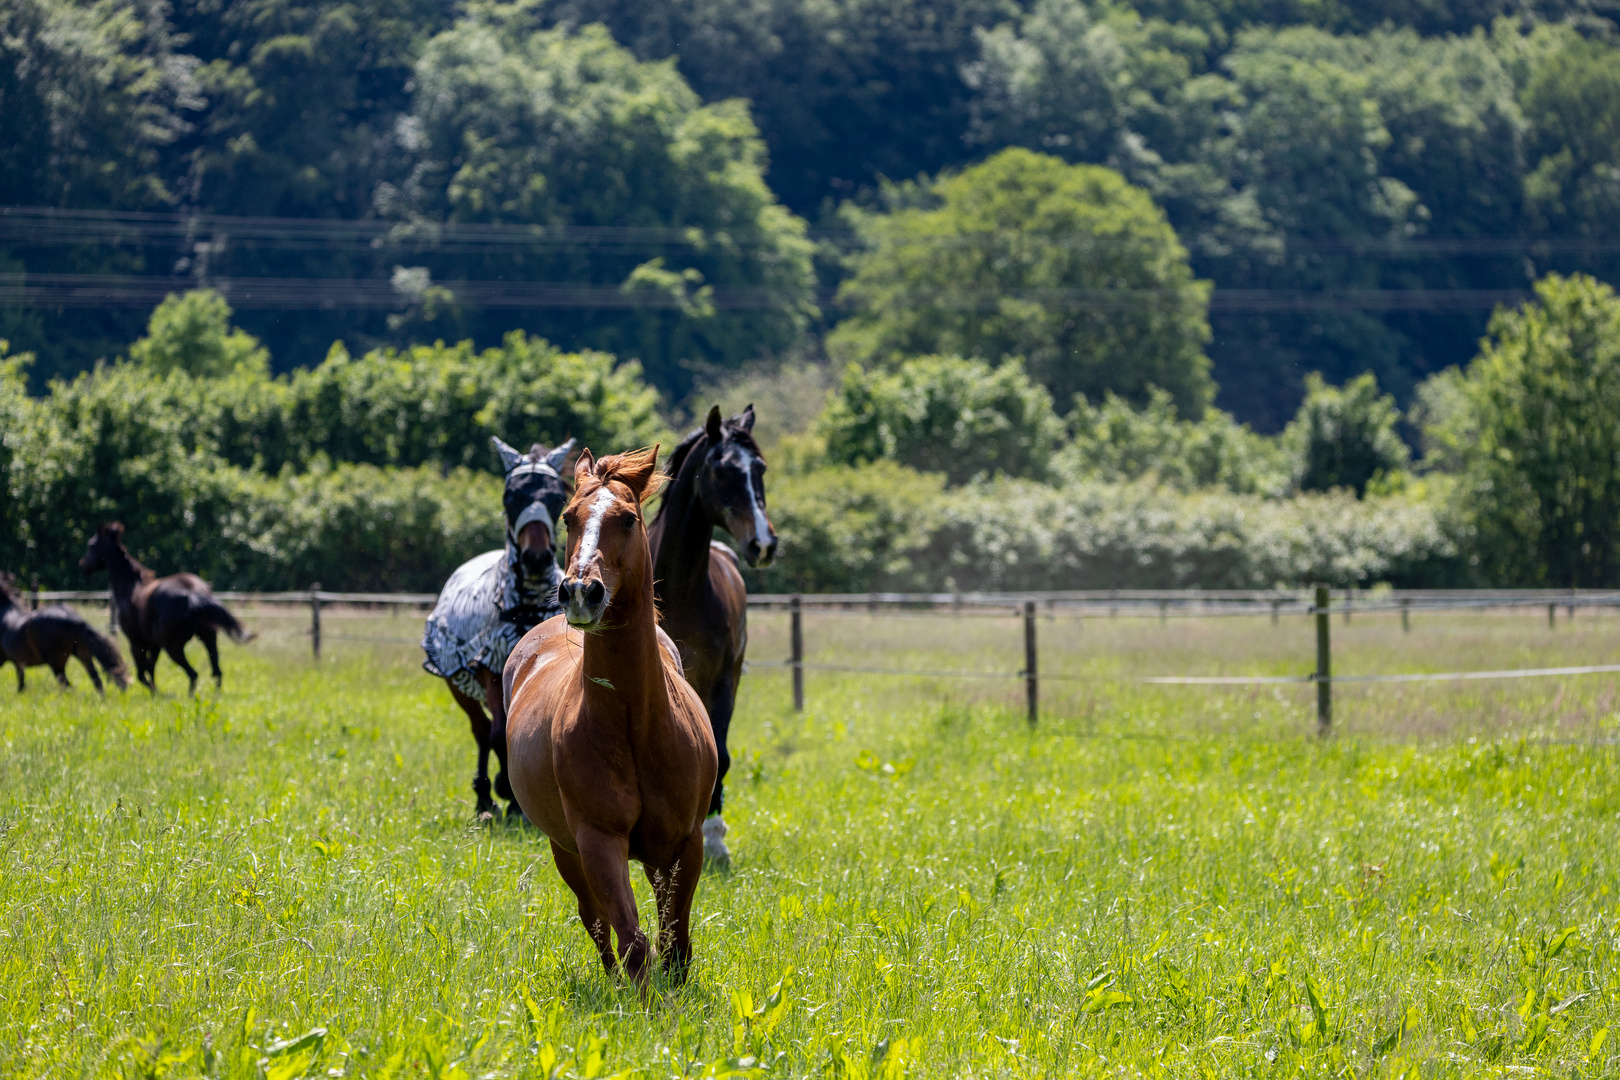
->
[0,574,129,692]
[503,446,717,985]
[647,405,778,860]
[79,523,252,694]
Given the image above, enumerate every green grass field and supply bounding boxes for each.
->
[2,606,1618,1078]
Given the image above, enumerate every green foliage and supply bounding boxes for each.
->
[226,464,505,591]
[1520,28,1620,234]
[1425,274,1620,587]
[1284,372,1410,496]
[761,462,949,593]
[400,12,817,395]
[2,332,665,587]
[1056,388,1289,494]
[127,291,270,378]
[830,149,1215,418]
[818,357,1063,484]
[760,463,1459,592]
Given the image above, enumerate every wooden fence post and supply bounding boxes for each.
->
[310,583,322,660]
[1400,599,1411,633]
[1024,600,1038,726]
[1549,602,1557,629]
[1315,585,1331,734]
[108,591,118,635]
[1271,599,1281,626]
[790,593,804,713]
[1343,587,1352,624]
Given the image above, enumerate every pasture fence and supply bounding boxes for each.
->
[29,584,1620,730]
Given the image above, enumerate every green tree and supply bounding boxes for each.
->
[1284,372,1408,496]
[401,12,817,396]
[818,356,1063,485]
[1426,274,1620,587]
[830,149,1214,418]
[128,291,270,378]
[1520,30,1620,239]
[1057,388,1289,494]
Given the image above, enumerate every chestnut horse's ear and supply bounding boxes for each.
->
[545,438,576,472]
[574,448,596,480]
[704,405,723,443]
[602,444,663,503]
[491,436,525,474]
[733,403,756,432]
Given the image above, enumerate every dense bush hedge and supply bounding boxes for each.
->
[0,333,648,588]
[749,463,1467,592]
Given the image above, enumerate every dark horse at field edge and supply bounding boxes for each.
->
[0,574,129,692]
[80,523,252,694]
[647,405,778,860]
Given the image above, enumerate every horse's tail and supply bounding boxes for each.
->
[82,628,131,690]
[194,596,255,644]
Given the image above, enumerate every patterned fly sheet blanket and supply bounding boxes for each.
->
[421,438,573,703]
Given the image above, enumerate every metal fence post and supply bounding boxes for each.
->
[1315,585,1331,734]
[1024,600,1038,726]
[790,593,804,713]
[310,583,322,660]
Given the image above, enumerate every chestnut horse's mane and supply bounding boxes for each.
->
[578,446,666,505]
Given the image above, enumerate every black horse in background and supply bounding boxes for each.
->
[79,523,253,694]
[648,405,779,860]
[0,574,129,693]
[421,437,574,817]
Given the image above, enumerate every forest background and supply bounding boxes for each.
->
[5,0,1620,591]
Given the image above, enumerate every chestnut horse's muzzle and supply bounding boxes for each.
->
[559,576,609,627]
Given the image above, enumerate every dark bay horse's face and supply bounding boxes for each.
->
[78,523,125,575]
[696,405,778,567]
[560,447,661,628]
[492,437,575,577]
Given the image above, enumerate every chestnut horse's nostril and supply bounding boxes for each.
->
[584,580,605,607]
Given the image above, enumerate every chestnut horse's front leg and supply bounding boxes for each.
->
[573,825,651,985]
[550,841,615,973]
[646,827,705,983]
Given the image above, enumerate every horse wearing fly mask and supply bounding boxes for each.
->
[422,436,574,817]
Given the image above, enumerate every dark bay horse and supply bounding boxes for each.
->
[647,405,778,860]
[0,575,129,692]
[79,523,252,694]
[504,446,717,987]
[421,437,574,817]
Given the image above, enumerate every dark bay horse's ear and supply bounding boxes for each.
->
[600,445,662,503]
[103,521,126,541]
[574,448,597,481]
[491,436,525,474]
[704,405,723,444]
[545,438,576,472]
[731,404,756,432]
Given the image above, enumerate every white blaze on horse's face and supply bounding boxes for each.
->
[562,486,618,627]
[737,448,777,566]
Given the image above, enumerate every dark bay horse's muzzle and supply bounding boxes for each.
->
[746,536,779,567]
[559,576,608,627]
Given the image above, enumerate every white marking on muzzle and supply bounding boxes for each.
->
[571,487,617,571]
[739,449,772,547]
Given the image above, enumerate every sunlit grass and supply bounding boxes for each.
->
[1,610,1617,1077]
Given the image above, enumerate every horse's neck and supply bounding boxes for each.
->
[580,567,669,725]
[105,547,151,601]
[651,447,716,605]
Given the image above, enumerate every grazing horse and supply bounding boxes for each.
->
[79,523,252,694]
[422,437,574,817]
[0,574,129,692]
[503,446,717,986]
[647,405,778,860]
